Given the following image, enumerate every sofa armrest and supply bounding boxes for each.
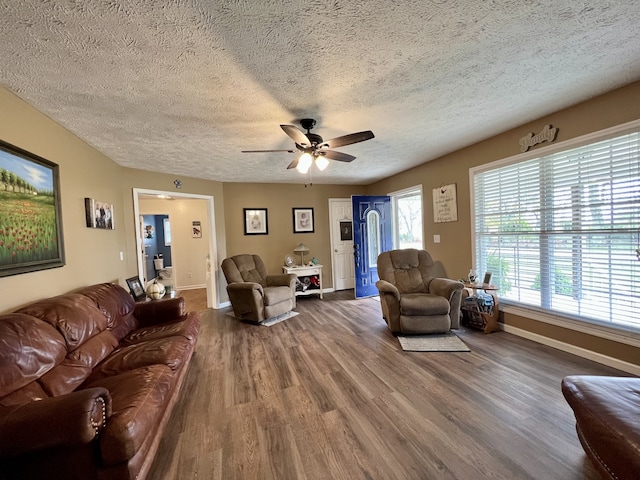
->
[0,387,112,459]
[227,282,264,294]
[429,278,464,328]
[266,274,296,289]
[134,297,186,327]
[375,279,400,300]
[375,280,401,332]
[428,278,464,300]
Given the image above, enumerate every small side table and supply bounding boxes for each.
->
[461,283,500,333]
[283,264,323,299]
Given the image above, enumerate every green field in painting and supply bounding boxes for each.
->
[0,191,58,265]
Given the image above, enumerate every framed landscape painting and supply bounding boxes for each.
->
[0,140,65,277]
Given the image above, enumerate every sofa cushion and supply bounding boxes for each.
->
[83,365,175,465]
[120,314,200,347]
[39,332,120,396]
[400,293,450,316]
[78,283,138,341]
[86,337,192,382]
[0,313,66,399]
[16,294,108,351]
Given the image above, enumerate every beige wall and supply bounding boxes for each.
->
[222,183,366,289]
[0,86,228,313]
[0,87,130,312]
[368,80,640,364]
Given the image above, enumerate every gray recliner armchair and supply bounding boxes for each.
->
[375,248,464,334]
[221,254,296,323]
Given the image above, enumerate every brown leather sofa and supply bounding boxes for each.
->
[561,375,640,480]
[0,282,200,480]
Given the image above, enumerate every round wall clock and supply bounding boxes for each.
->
[284,254,296,267]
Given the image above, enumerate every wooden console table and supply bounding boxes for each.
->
[283,264,323,299]
[461,283,500,333]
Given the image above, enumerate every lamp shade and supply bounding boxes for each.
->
[315,155,329,171]
[293,243,310,265]
[296,153,313,174]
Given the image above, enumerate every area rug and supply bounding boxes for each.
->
[225,311,299,326]
[397,332,470,352]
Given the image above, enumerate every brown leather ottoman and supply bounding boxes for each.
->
[561,375,640,480]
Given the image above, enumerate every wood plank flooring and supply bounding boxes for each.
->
[149,290,624,480]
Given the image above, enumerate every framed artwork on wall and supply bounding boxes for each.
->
[340,221,353,241]
[84,198,114,229]
[244,208,268,235]
[192,220,202,238]
[293,208,314,233]
[0,139,65,277]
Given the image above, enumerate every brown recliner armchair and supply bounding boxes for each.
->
[221,254,296,323]
[375,249,464,334]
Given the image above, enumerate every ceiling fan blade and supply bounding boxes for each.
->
[281,124,312,148]
[318,130,374,149]
[241,149,296,153]
[320,150,356,162]
[287,155,301,169]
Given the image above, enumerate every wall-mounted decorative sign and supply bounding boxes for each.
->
[433,183,458,223]
[85,198,114,229]
[519,124,558,152]
[340,221,353,241]
[192,220,202,238]
[0,139,65,276]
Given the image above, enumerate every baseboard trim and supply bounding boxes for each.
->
[500,323,640,376]
[175,284,206,291]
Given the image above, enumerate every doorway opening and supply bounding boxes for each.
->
[133,188,219,309]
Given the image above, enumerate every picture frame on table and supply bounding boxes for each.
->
[0,139,65,277]
[126,276,146,301]
[483,271,493,286]
[293,207,314,233]
[244,208,268,235]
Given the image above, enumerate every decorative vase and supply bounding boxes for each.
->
[468,269,478,284]
[147,279,166,300]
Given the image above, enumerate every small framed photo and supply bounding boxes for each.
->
[340,221,353,241]
[244,208,268,235]
[483,271,493,286]
[293,208,314,233]
[85,198,114,229]
[126,276,146,301]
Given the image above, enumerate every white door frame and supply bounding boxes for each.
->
[133,188,219,309]
[328,198,355,292]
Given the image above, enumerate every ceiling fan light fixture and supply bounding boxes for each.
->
[315,155,329,171]
[296,152,313,173]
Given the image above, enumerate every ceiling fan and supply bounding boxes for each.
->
[241,118,375,173]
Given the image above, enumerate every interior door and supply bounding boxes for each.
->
[352,195,392,299]
[329,199,355,291]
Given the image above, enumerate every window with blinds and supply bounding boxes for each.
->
[472,129,640,331]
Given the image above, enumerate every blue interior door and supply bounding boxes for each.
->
[352,195,392,298]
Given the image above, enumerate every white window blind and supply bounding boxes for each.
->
[473,130,640,331]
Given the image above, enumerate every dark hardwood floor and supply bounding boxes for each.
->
[149,290,623,479]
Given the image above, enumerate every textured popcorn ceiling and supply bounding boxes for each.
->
[1,1,639,185]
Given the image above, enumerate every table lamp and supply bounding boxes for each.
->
[293,243,310,266]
